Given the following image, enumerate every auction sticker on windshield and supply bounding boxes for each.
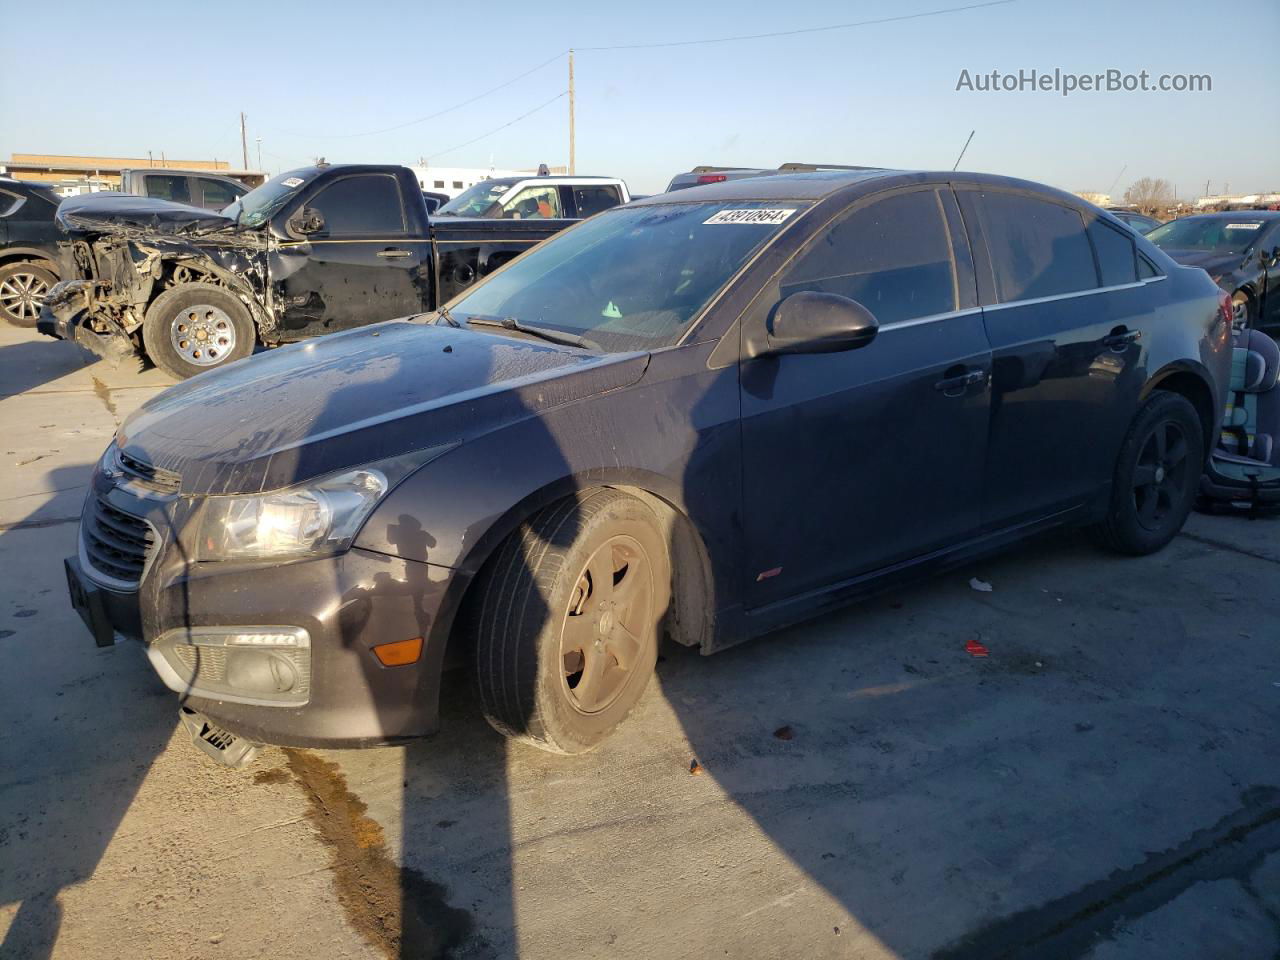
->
[704,208,797,225]
[1225,223,1262,230]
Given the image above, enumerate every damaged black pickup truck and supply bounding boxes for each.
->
[37,163,581,379]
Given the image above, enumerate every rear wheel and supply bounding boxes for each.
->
[142,283,255,379]
[1089,392,1204,555]
[1232,290,1255,329]
[0,261,56,327]
[471,489,670,754]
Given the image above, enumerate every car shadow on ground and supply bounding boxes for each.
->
[0,338,101,398]
[0,465,175,960]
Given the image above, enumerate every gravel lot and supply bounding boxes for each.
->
[1,323,1277,960]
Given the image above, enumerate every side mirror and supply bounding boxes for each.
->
[765,291,879,356]
[289,206,325,235]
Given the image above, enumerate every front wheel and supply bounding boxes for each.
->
[1231,290,1255,329]
[1088,392,1204,555]
[142,283,255,379]
[471,489,671,754]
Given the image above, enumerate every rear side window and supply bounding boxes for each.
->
[574,186,622,218]
[1138,254,1160,279]
[307,174,406,236]
[145,175,191,204]
[0,189,22,217]
[780,189,958,324]
[198,178,242,210]
[980,192,1097,301]
[1088,218,1138,286]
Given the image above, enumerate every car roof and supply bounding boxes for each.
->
[1171,210,1280,221]
[633,169,1092,207]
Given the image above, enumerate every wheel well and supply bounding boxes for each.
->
[448,484,716,666]
[1150,372,1216,458]
[0,252,56,271]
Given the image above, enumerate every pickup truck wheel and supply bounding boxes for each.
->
[143,283,255,379]
[0,262,56,327]
[471,489,671,754]
[1088,392,1203,555]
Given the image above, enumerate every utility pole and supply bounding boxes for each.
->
[240,112,249,170]
[256,137,262,172]
[568,50,576,175]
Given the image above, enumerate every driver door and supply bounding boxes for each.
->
[273,173,431,338]
[739,187,992,608]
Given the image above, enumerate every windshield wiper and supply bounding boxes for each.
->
[435,304,461,328]
[464,315,601,351]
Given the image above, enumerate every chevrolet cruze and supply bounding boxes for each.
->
[63,170,1233,766]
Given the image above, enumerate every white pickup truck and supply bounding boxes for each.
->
[432,174,631,220]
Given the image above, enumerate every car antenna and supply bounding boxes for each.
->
[952,130,974,171]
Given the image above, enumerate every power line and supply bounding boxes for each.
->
[277,51,568,139]
[577,0,1014,50]
[426,91,568,162]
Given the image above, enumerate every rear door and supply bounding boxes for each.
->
[739,186,991,607]
[567,184,624,219]
[957,188,1155,528]
[272,172,432,338]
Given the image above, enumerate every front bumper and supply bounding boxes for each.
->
[67,508,466,747]
[38,280,142,367]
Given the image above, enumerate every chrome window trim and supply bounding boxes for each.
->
[878,306,984,332]
[0,190,25,219]
[983,276,1163,313]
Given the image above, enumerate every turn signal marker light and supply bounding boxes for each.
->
[372,637,423,667]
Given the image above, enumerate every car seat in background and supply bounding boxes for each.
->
[1199,329,1280,511]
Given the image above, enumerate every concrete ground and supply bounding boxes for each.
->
[0,323,1277,960]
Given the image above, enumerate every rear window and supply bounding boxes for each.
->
[980,192,1098,302]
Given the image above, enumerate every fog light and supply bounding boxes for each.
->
[149,625,311,706]
[372,637,423,667]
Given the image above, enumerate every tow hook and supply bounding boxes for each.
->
[178,706,262,769]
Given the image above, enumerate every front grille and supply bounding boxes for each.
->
[81,497,158,587]
[117,450,181,494]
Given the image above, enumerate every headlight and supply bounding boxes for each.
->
[196,468,388,561]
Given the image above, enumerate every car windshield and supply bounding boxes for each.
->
[435,180,518,217]
[221,168,314,227]
[445,200,807,351]
[1147,217,1267,254]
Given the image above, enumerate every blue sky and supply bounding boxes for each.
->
[3,0,1276,197]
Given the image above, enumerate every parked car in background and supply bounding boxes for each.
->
[0,178,62,327]
[61,168,1231,766]
[117,168,250,212]
[421,190,450,214]
[433,175,630,219]
[38,163,603,378]
[664,162,882,192]
[1147,211,1280,330]
[1106,208,1161,233]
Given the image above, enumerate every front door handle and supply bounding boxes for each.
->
[934,367,988,397]
[377,248,411,259]
[1102,328,1141,352]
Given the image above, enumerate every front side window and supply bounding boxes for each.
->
[145,175,191,204]
[980,192,1098,301]
[500,185,563,220]
[1088,218,1138,286]
[435,180,516,217]
[780,189,958,324]
[448,200,806,351]
[574,186,622,218]
[307,175,406,237]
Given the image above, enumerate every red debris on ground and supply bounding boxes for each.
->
[965,637,990,658]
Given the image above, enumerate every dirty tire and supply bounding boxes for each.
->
[0,261,56,327]
[1088,392,1204,555]
[142,283,255,380]
[471,489,671,754]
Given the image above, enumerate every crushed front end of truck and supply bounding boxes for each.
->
[37,195,271,370]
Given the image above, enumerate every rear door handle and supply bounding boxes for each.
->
[1102,328,1141,351]
[934,367,988,396]
[377,248,411,259]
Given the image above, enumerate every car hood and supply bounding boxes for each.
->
[115,321,649,495]
[55,193,240,237]
[1158,248,1244,277]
